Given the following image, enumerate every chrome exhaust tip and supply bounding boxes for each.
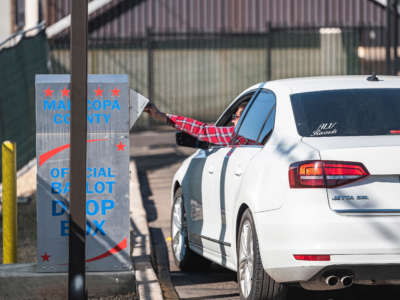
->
[325,275,339,286]
[341,275,353,287]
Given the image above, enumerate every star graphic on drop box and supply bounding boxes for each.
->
[111,87,120,97]
[61,87,70,97]
[44,87,54,97]
[116,141,126,151]
[41,252,50,262]
[94,86,104,97]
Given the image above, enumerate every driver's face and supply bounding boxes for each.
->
[232,106,244,127]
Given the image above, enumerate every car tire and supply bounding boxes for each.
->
[237,209,287,300]
[170,187,210,271]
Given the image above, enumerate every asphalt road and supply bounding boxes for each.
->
[130,129,400,300]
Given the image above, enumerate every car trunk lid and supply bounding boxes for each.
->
[302,136,400,213]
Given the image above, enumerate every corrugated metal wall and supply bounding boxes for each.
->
[46,0,389,37]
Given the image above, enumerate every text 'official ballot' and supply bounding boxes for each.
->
[35,74,138,272]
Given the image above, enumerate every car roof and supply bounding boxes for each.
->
[242,75,400,96]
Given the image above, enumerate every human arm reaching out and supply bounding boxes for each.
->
[143,102,168,123]
[144,102,234,145]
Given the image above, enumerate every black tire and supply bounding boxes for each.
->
[170,187,210,271]
[237,209,287,300]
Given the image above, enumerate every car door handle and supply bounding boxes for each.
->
[234,168,243,176]
[208,166,215,174]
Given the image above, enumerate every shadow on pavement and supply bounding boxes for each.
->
[149,227,180,299]
[171,265,237,287]
[135,167,158,223]
[131,150,189,171]
[133,150,189,223]
[179,293,240,300]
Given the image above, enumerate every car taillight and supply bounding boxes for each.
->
[289,160,369,188]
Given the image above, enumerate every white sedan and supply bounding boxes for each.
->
[170,75,400,300]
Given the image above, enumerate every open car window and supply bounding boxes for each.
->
[234,90,276,145]
[215,92,254,127]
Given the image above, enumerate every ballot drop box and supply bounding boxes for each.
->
[35,75,131,272]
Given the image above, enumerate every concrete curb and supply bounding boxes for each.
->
[0,263,135,299]
[130,161,163,300]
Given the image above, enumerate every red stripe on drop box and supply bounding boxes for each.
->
[39,139,107,167]
[85,237,128,263]
[56,237,128,266]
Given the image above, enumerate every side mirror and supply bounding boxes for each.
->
[176,132,209,149]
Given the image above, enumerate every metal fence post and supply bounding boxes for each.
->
[393,0,399,75]
[387,0,393,75]
[266,22,272,81]
[147,27,153,129]
[2,141,17,264]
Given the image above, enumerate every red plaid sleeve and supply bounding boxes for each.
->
[167,114,234,146]
[167,114,261,146]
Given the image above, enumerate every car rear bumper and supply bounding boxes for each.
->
[254,208,400,284]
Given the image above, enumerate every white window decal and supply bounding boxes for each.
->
[312,122,338,136]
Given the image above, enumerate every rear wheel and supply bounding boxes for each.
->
[170,187,210,270]
[237,209,287,300]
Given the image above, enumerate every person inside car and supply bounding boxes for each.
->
[144,101,257,146]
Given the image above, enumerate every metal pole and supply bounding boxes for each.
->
[147,27,153,129]
[266,22,272,81]
[387,0,393,75]
[24,0,39,35]
[2,141,17,264]
[68,0,88,299]
[394,0,399,75]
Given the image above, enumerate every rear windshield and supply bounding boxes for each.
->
[290,89,400,137]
